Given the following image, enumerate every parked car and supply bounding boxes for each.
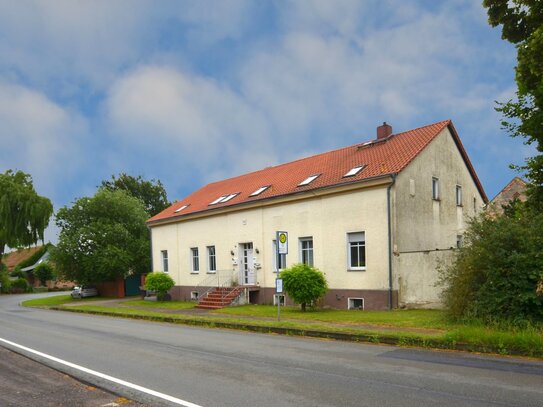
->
[71,285,98,299]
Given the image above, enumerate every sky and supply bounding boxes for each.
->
[0,0,532,244]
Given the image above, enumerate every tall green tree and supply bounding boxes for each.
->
[100,173,170,216]
[483,0,543,209]
[52,189,150,284]
[0,170,53,258]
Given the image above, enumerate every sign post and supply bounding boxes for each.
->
[276,277,283,321]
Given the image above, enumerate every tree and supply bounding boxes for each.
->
[483,1,543,209]
[52,189,151,284]
[0,170,53,258]
[439,202,543,326]
[144,271,175,301]
[34,263,55,286]
[280,263,328,311]
[100,173,170,217]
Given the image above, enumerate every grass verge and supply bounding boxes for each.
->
[23,296,543,358]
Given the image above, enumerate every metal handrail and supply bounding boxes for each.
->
[195,269,237,301]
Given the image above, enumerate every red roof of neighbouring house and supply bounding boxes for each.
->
[2,246,43,272]
[148,120,487,225]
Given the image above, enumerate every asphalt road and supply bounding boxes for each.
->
[1,293,543,407]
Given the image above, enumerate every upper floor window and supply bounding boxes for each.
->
[347,232,366,270]
[191,248,199,273]
[272,240,287,272]
[207,246,216,273]
[456,185,463,206]
[432,177,440,200]
[299,237,314,266]
[161,250,169,273]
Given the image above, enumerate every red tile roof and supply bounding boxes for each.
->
[2,246,43,272]
[148,120,487,224]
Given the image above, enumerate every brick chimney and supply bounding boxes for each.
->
[377,122,392,140]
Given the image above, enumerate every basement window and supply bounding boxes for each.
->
[174,204,189,213]
[298,174,320,186]
[250,185,270,197]
[343,165,366,177]
[348,297,364,310]
[191,291,199,301]
[274,294,285,306]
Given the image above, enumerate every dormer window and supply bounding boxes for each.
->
[250,185,270,197]
[298,174,320,186]
[343,165,366,177]
[174,204,189,213]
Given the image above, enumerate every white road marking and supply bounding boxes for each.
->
[0,337,202,407]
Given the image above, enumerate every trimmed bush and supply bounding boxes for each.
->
[34,262,55,286]
[144,272,175,301]
[280,264,328,311]
[11,277,31,293]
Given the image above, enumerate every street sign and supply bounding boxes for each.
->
[276,278,283,293]
[277,231,288,254]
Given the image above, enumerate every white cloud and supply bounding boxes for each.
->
[0,82,88,200]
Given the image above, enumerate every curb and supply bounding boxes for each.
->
[49,306,542,358]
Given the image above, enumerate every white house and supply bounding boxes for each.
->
[147,120,487,310]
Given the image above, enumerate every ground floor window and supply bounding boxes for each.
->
[161,250,169,272]
[190,247,199,273]
[299,237,314,266]
[347,232,365,270]
[207,246,216,272]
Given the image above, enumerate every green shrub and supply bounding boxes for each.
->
[10,277,31,293]
[144,272,175,301]
[11,266,26,279]
[280,263,328,311]
[439,203,543,326]
[0,270,11,293]
[34,262,55,286]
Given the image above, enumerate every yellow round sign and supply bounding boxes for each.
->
[279,233,287,244]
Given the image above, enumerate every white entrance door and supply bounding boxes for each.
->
[240,243,255,285]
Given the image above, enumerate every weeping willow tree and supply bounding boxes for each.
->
[0,170,53,259]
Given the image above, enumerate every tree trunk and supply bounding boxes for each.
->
[301,302,306,312]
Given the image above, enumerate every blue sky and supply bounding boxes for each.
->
[0,1,531,243]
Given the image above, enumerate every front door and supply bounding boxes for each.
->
[240,243,255,285]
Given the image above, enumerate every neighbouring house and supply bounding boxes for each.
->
[147,120,487,310]
[2,245,73,289]
[486,177,527,217]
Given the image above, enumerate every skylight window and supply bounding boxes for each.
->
[250,185,270,197]
[174,204,189,213]
[298,174,320,186]
[343,165,366,177]
[209,193,239,205]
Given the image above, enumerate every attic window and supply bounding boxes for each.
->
[209,193,239,205]
[343,165,366,178]
[174,204,189,213]
[298,174,320,186]
[250,185,270,197]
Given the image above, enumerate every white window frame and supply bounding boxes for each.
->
[190,247,199,273]
[432,177,440,200]
[348,297,364,310]
[298,174,320,186]
[250,185,270,197]
[207,246,216,273]
[272,240,287,273]
[456,185,463,206]
[190,291,199,301]
[161,250,169,273]
[343,165,366,178]
[299,237,314,266]
[273,294,285,306]
[347,232,366,271]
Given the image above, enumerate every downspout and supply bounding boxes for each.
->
[387,174,397,310]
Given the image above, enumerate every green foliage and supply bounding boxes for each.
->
[0,170,53,258]
[144,272,175,301]
[440,204,543,326]
[16,244,51,269]
[34,262,55,286]
[10,266,26,279]
[52,189,151,285]
[100,173,171,217]
[0,270,11,293]
[10,277,31,293]
[280,264,328,311]
[483,1,543,209]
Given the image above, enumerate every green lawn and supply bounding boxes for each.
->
[212,305,450,329]
[120,299,196,310]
